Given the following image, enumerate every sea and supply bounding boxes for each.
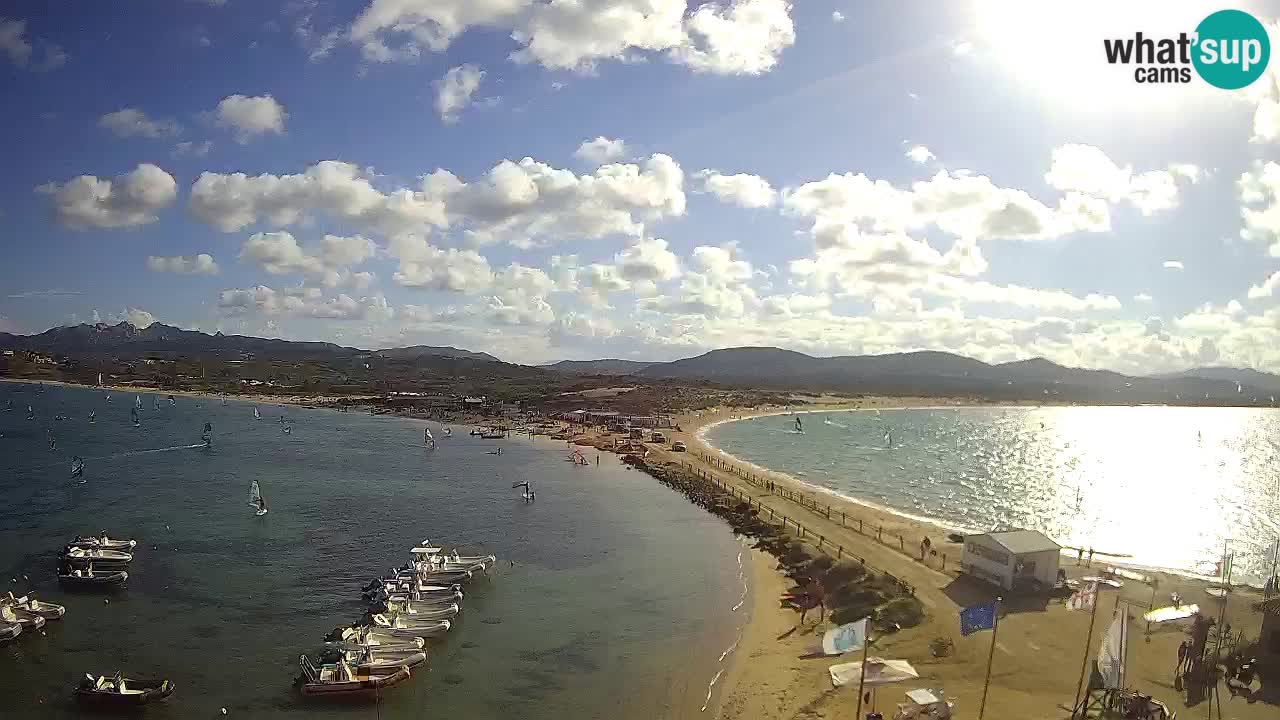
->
[0,381,746,720]
[705,405,1280,583]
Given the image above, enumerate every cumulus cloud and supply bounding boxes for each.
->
[616,237,681,282]
[214,94,288,143]
[99,109,182,139]
[146,254,220,275]
[173,140,213,157]
[1134,293,1153,303]
[388,234,494,292]
[349,0,794,75]
[189,154,684,247]
[905,145,934,164]
[239,231,377,288]
[1044,144,1199,216]
[218,284,392,321]
[695,169,776,208]
[831,11,845,23]
[1162,260,1183,270]
[36,164,178,229]
[124,307,156,328]
[575,137,627,166]
[0,17,67,71]
[1239,161,1280,255]
[434,64,484,124]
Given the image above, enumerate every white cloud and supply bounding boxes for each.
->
[952,40,973,56]
[616,237,681,282]
[1162,260,1183,270]
[349,0,794,75]
[1044,144,1199,215]
[0,17,66,71]
[1134,293,1153,303]
[146,254,220,275]
[99,109,181,139]
[189,154,684,248]
[1248,271,1280,299]
[831,11,845,23]
[1239,161,1280,256]
[435,64,485,124]
[215,94,288,143]
[36,164,178,229]
[905,145,934,164]
[239,231,376,284]
[218,284,392,321]
[574,137,627,166]
[695,169,776,208]
[125,307,156,328]
[173,140,213,157]
[388,234,494,292]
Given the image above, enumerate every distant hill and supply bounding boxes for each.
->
[1156,367,1280,394]
[544,359,655,375]
[0,322,355,359]
[634,346,1273,404]
[377,345,500,363]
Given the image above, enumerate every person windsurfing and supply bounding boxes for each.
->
[512,480,535,502]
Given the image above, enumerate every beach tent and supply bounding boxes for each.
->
[829,657,918,688]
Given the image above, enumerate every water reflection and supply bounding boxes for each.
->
[708,406,1280,580]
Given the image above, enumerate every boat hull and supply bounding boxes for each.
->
[301,667,410,698]
[76,679,174,706]
[59,571,128,589]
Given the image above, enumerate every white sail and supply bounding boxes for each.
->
[249,481,262,507]
[135,395,142,408]
[254,407,261,419]
[97,373,103,387]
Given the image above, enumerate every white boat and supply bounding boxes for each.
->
[369,614,451,638]
[0,622,20,644]
[69,535,136,551]
[0,604,46,630]
[64,547,133,564]
[3,592,66,620]
[342,647,425,675]
[382,601,459,620]
[342,627,426,650]
[298,655,410,698]
[249,481,268,516]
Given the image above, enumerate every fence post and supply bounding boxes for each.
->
[899,536,904,551]
[842,511,846,526]
[942,553,946,570]
[837,545,843,559]
[826,505,831,519]
[878,526,882,541]
[859,519,863,533]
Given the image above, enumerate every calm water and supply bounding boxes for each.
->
[0,381,744,719]
[706,406,1280,581]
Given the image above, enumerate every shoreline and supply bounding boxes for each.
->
[1,376,371,407]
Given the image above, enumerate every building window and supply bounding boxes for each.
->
[965,542,1009,566]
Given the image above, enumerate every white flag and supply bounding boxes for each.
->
[1067,582,1097,612]
[822,618,868,655]
[1096,611,1128,689]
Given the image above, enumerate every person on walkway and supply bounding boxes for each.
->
[1176,640,1189,674]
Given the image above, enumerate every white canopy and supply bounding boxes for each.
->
[829,657,919,688]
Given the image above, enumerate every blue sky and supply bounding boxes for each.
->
[3,1,1280,371]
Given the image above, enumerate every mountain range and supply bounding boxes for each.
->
[3,323,1279,404]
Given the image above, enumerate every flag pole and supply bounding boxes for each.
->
[853,619,871,720]
[1071,584,1101,719]
[978,597,1002,720]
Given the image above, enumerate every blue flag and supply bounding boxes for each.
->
[960,601,997,636]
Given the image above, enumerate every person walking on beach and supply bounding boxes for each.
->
[1077,547,1084,565]
[1177,640,1189,674]
[1086,547,1094,567]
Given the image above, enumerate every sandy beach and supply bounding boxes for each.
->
[660,399,1276,720]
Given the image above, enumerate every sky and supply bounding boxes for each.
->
[3,1,1280,371]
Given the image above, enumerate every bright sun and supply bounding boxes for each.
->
[970,0,1235,112]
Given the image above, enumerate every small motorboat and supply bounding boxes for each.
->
[327,647,426,676]
[59,566,128,589]
[63,546,133,565]
[68,534,137,551]
[299,656,410,698]
[76,673,174,706]
[0,621,20,644]
[382,601,459,620]
[369,613,451,639]
[0,604,46,631]
[3,592,66,620]
[341,627,426,650]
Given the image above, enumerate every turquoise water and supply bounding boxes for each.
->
[0,381,744,719]
[705,406,1280,581]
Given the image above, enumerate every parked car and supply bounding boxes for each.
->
[671,441,687,452]
[651,431,666,443]
[629,428,645,440]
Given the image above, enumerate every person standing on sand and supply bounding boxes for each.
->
[1086,548,1094,567]
[1077,547,1084,565]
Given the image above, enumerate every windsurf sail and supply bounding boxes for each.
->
[88,410,96,423]
[249,480,263,508]
[253,407,260,419]
[283,425,291,434]
[221,395,227,406]
[424,427,436,449]
[153,397,160,410]
[131,406,140,426]
[97,373,103,387]
[4,399,10,411]
[26,405,34,420]
[795,416,803,432]
[168,395,175,405]
[71,456,84,478]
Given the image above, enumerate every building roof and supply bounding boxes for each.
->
[977,529,1061,555]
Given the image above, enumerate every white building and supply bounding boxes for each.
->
[961,529,1061,592]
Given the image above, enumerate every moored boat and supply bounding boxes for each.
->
[63,546,133,565]
[369,613,451,639]
[382,600,459,620]
[68,534,136,551]
[0,604,46,631]
[325,647,426,675]
[76,673,174,706]
[59,566,128,589]
[3,592,66,620]
[299,655,410,698]
[0,622,20,644]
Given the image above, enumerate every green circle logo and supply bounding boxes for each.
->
[1192,10,1270,89]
